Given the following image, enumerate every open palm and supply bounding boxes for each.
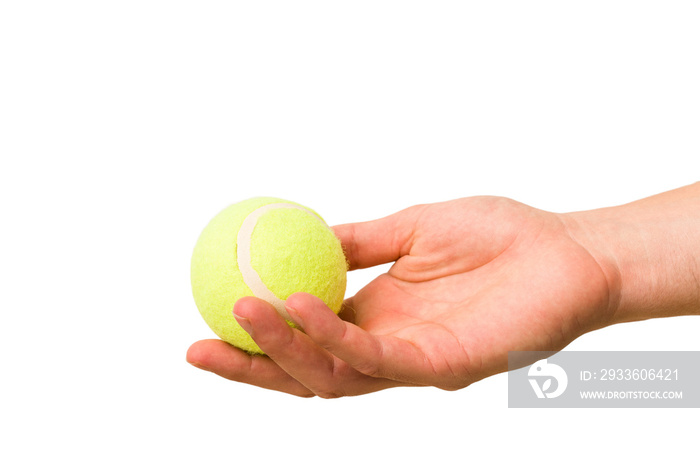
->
[187,196,614,397]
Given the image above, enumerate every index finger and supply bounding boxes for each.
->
[331,205,423,270]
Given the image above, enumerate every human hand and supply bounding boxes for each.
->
[187,196,616,397]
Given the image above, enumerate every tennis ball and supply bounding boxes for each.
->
[190,197,347,354]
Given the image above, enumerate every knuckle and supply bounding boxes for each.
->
[437,383,465,392]
[255,324,295,349]
[312,324,346,353]
[312,360,352,399]
[359,363,380,378]
[436,374,472,391]
[351,360,381,378]
[313,386,346,399]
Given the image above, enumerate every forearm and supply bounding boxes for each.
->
[564,182,700,324]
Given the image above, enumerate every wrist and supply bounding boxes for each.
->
[562,183,700,325]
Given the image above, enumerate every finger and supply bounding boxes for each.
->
[331,205,423,270]
[233,296,406,398]
[186,339,313,397]
[337,297,356,323]
[285,292,437,386]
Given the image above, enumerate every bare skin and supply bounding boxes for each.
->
[187,183,700,398]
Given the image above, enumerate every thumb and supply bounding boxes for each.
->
[331,204,423,270]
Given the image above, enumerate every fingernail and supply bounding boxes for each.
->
[233,312,253,336]
[188,361,211,372]
[285,305,304,328]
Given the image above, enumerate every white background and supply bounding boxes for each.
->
[1,1,698,464]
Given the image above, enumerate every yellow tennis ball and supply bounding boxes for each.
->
[190,197,348,354]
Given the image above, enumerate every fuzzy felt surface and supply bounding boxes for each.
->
[191,197,347,354]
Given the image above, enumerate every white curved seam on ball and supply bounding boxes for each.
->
[237,203,327,321]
